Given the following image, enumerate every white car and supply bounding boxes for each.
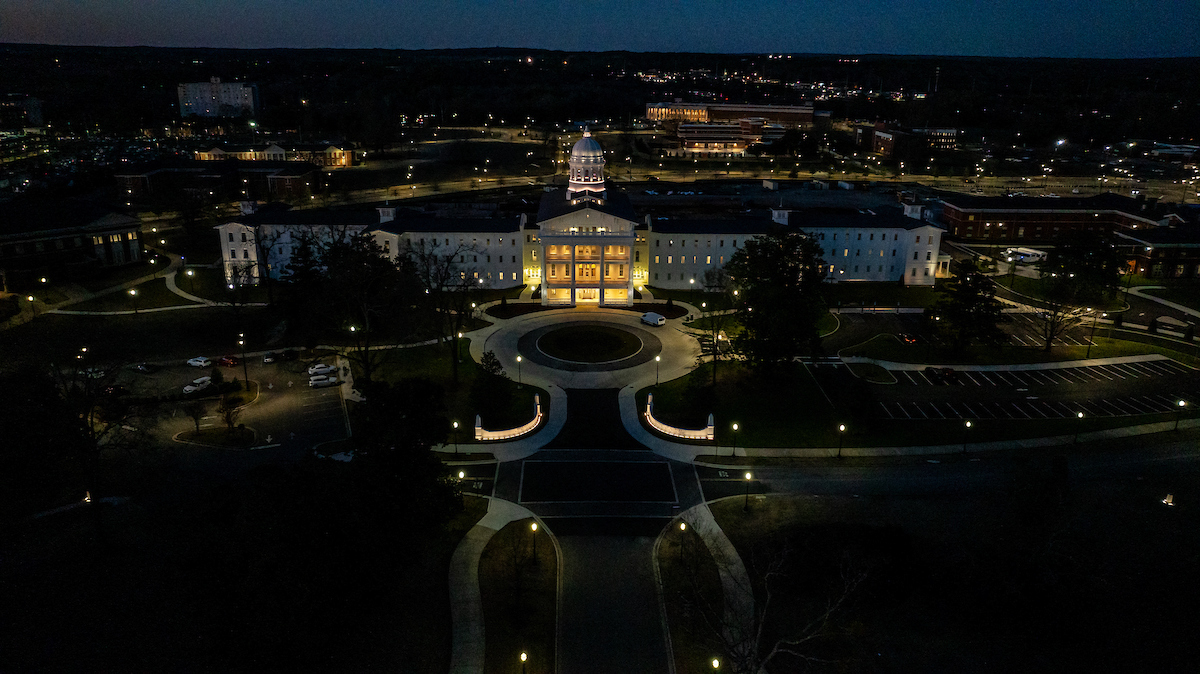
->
[309,375,338,388]
[641,312,666,327]
[183,377,212,394]
[187,357,212,367]
[308,363,336,376]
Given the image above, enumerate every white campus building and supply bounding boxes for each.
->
[216,130,945,292]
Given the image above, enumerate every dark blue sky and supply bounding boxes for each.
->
[2,0,1195,58]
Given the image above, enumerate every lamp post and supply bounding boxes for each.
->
[837,423,846,458]
[520,652,527,674]
[185,268,195,293]
[452,420,459,454]
[516,355,523,388]
[712,657,721,670]
[238,332,249,388]
[128,288,139,314]
[962,420,972,454]
[1074,411,1085,444]
[743,471,753,512]
[678,521,687,564]
[530,521,539,566]
[731,423,739,458]
[655,355,661,386]
[1176,399,1187,431]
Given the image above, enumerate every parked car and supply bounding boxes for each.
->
[309,375,338,388]
[217,355,240,367]
[899,333,918,344]
[280,349,300,361]
[183,376,212,394]
[131,362,157,373]
[262,352,278,364]
[640,312,666,327]
[308,363,336,376]
[187,356,212,367]
[924,366,945,384]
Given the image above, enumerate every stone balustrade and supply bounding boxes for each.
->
[645,393,714,441]
[475,394,542,441]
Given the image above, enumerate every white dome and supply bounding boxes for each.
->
[570,131,604,162]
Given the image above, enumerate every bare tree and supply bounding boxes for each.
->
[676,532,867,674]
[181,400,207,433]
[217,397,243,432]
[690,267,737,387]
[404,238,487,382]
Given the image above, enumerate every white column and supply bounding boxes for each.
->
[599,242,606,304]
[570,242,576,305]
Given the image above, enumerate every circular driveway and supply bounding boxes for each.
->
[475,308,700,390]
[519,320,663,372]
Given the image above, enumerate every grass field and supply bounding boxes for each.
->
[707,458,1200,671]
[1139,284,1200,312]
[366,339,548,439]
[67,278,201,312]
[479,517,557,674]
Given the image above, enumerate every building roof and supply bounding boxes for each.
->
[232,207,380,228]
[937,191,1158,215]
[649,216,777,235]
[371,216,523,235]
[781,206,938,231]
[537,188,638,223]
[1116,225,1200,246]
[0,199,139,238]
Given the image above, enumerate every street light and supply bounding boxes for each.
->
[712,657,721,669]
[520,652,528,674]
[452,420,459,453]
[655,355,661,385]
[185,268,195,293]
[238,332,249,387]
[743,471,753,511]
[731,423,739,457]
[128,288,139,313]
[837,423,846,458]
[1176,399,1187,431]
[962,420,972,454]
[516,355,523,388]
[530,521,539,566]
[1074,411,1085,444]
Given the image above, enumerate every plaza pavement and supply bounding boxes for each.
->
[448,290,1200,673]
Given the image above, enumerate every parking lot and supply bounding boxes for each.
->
[891,359,1193,388]
[880,391,1195,420]
[880,358,1197,421]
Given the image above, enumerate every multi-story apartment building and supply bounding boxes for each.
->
[178,77,259,118]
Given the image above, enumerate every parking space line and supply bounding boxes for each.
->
[1106,399,1140,415]
[1159,361,1190,374]
[1009,403,1031,419]
[879,402,895,419]
[961,372,983,386]
[900,371,918,385]
[1107,363,1141,378]
[926,403,946,419]
[1074,368,1106,383]
[1027,402,1050,419]
[975,372,998,386]
[894,402,913,419]
[1092,365,1123,380]
[1122,397,1157,414]
[908,402,929,419]
[1061,369,1092,383]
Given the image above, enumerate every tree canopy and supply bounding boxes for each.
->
[725,229,828,366]
[936,258,1007,351]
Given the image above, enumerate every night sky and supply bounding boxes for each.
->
[1,0,1196,58]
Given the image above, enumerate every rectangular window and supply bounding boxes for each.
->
[667,256,672,264]
[924,268,930,276]
[230,248,236,259]
[656,239,661,247]
[857,233,862,241]
[242,249,249,259]
[654,273,659,280]
[926,251,932,261]
[228,232,234,242]
[667,273,672,280]
[928,236,933,244]
[619,265,625,277]
[487,256,491,263]
[913,252,919,260]
[855,249,861,257]
[894,234,898,241]
[655,255,660,264]
[892,249,896,256]
[635,251,641,262]
[241,232,247,242]
[854,265,859,272]
[915,235,921,243]
[706,256,711,264]
[512,256,517,263]
[109,234,121,243]
[911,267,917,276]
[720,240,724,247]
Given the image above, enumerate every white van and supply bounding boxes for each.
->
[641,312,666,327]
